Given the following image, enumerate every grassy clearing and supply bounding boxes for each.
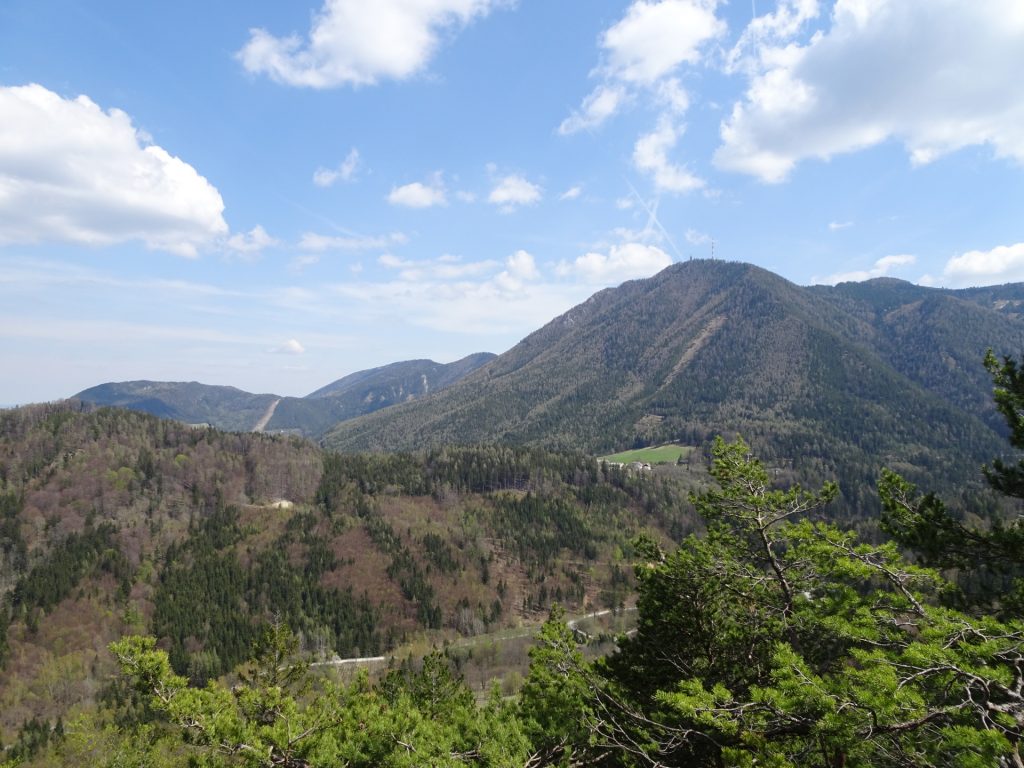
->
[599,444,694,465]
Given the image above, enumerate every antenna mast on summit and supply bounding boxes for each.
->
[711,239,715,260]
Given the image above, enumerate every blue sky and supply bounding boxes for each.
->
[1,0,1023,404]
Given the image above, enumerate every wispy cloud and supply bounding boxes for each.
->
[226,225,278,254]
[559,0,725,134]
[298,231,408,251]
[313,148,361,187]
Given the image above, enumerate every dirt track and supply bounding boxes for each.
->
[253,398,281,432]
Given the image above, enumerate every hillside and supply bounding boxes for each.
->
[72,353,494,437]
[73,380,280,432]
[0,402,695,740]
[324,260,1024,514]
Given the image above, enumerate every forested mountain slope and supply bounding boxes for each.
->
[325,260,1024,514]
[0,402,693,740]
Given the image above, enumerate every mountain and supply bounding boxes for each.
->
[73,380,280,432]
[305,352,495,399]
[324,260,1024,513]
[73,353,495,437]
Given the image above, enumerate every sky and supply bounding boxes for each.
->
[1,0,1023,405]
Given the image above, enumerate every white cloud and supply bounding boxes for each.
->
[313,147,360,186]
[238,0,506,88]
[828,221,853,232]
[726,0,821,75]
[603,0,725,85]
[560,185,582,201]
[560,0,724,132]
[0,84,227,257]
[558,85,628,135]
[488,174,542,212]
[388,175,447,208]
[716,0,1024,182]
[656,78,690,114]
[633,118,704,192]
[815,254,916,285]
[616,197,635,210]
[557,242,672,284]
[290,254,321,272]
[494,249,540,291]
[930,242,1024,288]
[299,231,407,251]
[226,225,278,254]
[378,253,499,281]
[685,228,711,245]
[273,338,306,355]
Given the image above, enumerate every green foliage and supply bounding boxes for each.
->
[983,348,1024,497]
[518,606,594,762]
[5,521,130,652]
[109,627,531,767]
[880,350,1024,617]
[550,438,1024,767]
[153,503,379,681]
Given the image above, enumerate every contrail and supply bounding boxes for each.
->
[622,177,685,262]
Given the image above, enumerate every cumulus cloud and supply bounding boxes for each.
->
[560,185,582,201]
[226,225,278,254]
[388,174,447,208]
[559,0,724,133]
[298,231,408,251]
[928,242,1024,288]
[273,338,306,355]
[494,249,540,291]
[238,0,506,88]
[633,118,704,192]
[828,221,854,232]
[0,84,227,257]
[313,147,360,187]
[557,242,673,284]
[602,0,724,85]
[815,254,916,285]
[488,174,542,212]
[715,0,1024,181]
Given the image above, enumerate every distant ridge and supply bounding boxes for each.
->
[74,380,278,432]
[73,353,495,437]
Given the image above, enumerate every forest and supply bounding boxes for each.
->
[1,352,1024,766]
